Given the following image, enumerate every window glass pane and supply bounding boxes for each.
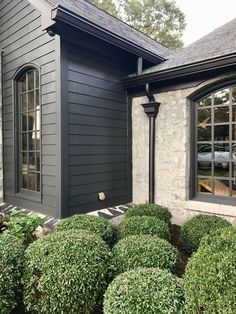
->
[36,173,40,192]
[214,162,229,177]
[197,178,212,193]
[35,71,39,88]
[198,126,211,141]
[214,144,229,161]
[28,152,35,171]
[21,94,27,112]
[198,96,211,107]
[198,108,211,125]
[28,91,34,110]
[232,180,236,197]
[36,152,40,171]
[28,71,34,90]
[35,110,40,131]
[35,131,40,150]
[20,75,26,93]
[36,90,39,109]
[197,164,212,176]
[232,125,236,141]
[232,144,236,160]
[213,180,230,196]
[21,153,27,171]
[28,112,36,131]
[22,134,27,151]
[28,172,36,191]
[214,106,229,123]
[22,172,28,189]
[213,89,229,105]
[232,86,236,103]
[214,125,229,141]
[198,144,212,162]
[21,115,27,131]
[232,163,236,178]
[232,106,236,121]
[28,132,36,150]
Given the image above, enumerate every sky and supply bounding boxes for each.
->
[175,0,236,47]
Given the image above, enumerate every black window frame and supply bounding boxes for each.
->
[13,64,42,203]
[190,80,236,206]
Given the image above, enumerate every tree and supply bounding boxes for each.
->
[87,0,186,50]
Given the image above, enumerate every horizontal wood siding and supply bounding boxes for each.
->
[67,41,132,214]
[0,0,58,216]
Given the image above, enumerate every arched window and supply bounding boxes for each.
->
[195,85,236,202]
[16,67,41,193]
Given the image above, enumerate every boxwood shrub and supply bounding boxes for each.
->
[23,230,111,314]
[179,214,231,253]
[0,234,24,314]
[55,214,118,246]
[119,215,170,240]
[104,267,185,314]
[125,203,172,225]
[111,235,179,274]
[184,237,236,313]
[199,225,236,251]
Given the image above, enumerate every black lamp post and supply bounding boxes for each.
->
[141,84,161,203]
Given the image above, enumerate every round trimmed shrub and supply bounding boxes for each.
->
[55,214,118,246]
[111,235,179,274]
[125,203,172,225]
[0,234,24,314]
[184,241,236,313]
[104,267,185,314]
[119,215,170,240]
[23,230,111,314]
[199,225,236,251]
[179,214,231,253]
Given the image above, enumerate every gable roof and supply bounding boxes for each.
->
[142,17,236,74]
[33,0,172,63]
[124,18,236,87]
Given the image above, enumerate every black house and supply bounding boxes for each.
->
[0,0,170,218]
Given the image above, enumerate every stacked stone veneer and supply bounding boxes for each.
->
[132,75,236,225]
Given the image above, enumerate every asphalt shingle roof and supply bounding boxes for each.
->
[43,0,171,59]
[141,18,236,74]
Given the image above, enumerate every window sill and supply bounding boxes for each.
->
[185,197,236,217]
[15,190,42,204]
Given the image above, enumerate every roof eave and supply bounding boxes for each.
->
[50,5,166,64]
[124,53,236,88]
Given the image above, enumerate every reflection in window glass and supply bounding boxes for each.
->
[213,89,229,105]
[18,69,40,192]
[198,108,211,125]
[198,126,211,141]
[196,85,236,199]
[214,125,229,141]
[213,180,230,196]
[214,106,229,123]
[198,96,211,107]
[197,179,212,193]
[232,86,236,103]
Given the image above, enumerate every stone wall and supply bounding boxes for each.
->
[132,75,236,225]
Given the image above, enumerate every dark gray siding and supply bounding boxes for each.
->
[64,40,132,214]
[0,0,58,216]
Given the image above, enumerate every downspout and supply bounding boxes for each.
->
[141,83,161,203]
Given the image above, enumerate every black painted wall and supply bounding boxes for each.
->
[61,35,136,215]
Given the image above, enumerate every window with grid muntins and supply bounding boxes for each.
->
[196,85,236,199]
[18,69,41,192]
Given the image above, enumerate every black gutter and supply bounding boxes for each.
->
[124,53,236,88]
[141,83,160,203]
[0,50,4,202]
[50,6,166,64]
